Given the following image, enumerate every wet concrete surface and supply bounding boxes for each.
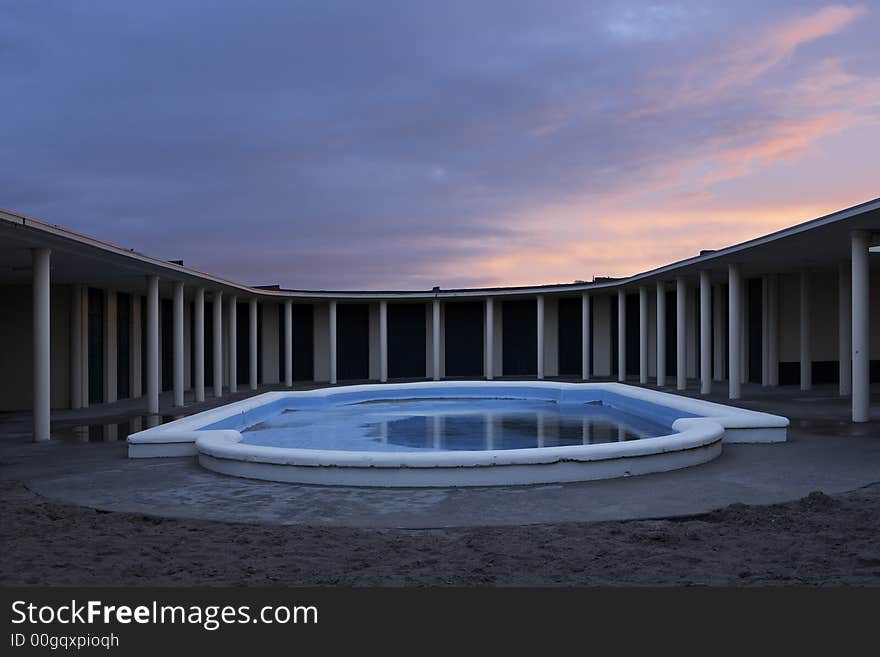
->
[1,381,878,528]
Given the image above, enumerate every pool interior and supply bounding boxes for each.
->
[238,398,672,452]
[192,386,698,453]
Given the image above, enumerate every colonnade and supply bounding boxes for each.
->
[25,231,877,441]
[60,277,288,425]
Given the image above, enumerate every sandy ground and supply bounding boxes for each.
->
[2,480,879,586]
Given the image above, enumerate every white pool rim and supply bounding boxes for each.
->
[127,381,787,487]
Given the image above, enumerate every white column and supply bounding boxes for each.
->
[728,264,742,400]
[193,288,205,402]
[676,277,686,391]
[537,295,545,379]
[173,281,185,406]
[130,295,142,398]
[146,275,160,414]
[212,291,223,397]
[379,301,388,382]
[432,299,441,381]
[485,298,494,380]
[105,290,117,403]
[851,231,870,422]
[712,284,724,382]
[32,248,51,442]
[228,295,238,393]
[699,271,711,395]
[329,300,337,384]
[656,281,666,387]
[617,290,626,382]
[581,293,591,380]
[799,269,812,391]
[639,287,648,384]
[767,275,778,386]
[838,263,852,396]
[249,298,258,391]
[70,284,83,409]
[284,300,293,388]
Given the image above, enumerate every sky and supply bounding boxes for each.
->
[2,1,878,290]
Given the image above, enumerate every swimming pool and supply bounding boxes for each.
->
[128,382,788,487]
[240,398,670,452]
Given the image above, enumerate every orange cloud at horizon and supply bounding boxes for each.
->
[425,194,874,289]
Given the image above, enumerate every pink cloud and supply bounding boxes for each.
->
[631,4,867,116]
[453,201,857,287]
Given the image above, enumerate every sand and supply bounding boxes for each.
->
[2,480,879,586]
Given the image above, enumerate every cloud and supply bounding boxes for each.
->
[0,1,877,290]
[631,4,868,116]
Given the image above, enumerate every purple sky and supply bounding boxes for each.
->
[2,1,878,289]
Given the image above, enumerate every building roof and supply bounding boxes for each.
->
[1,197,878,301]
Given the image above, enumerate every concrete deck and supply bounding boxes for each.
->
[1,380,878,528]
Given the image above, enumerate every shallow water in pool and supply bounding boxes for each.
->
[240,399,670,452]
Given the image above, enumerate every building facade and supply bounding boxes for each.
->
[1,198,879,442]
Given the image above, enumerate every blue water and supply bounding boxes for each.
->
[239,398,671,452]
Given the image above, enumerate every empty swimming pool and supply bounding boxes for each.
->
[240,398,668,452]
[128,381,788,487]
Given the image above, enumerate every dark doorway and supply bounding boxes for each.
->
[444,301,483,377]
[140,296,147,394]
[747,278,762,384]
[117,293,131,400]
[557,297,582,376]
[161,299,173,391]
[665,290,677,377]
[502,299,537,376]
[233,302,262,385]
[611,298,617,375]
[257,305,263,384]
[711,288,728,382]
[626,293,639,376]
[293,304,314,381]
[236,302,248,385]
[389,303,426,379]
[188,301,195,391]
[278,308,285,383]
[87,288,104,404]
[337,304,370,380]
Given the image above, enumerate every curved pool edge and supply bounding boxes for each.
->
[127,381,788,460]
[126,381,787,486]
[195,418,725,487]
